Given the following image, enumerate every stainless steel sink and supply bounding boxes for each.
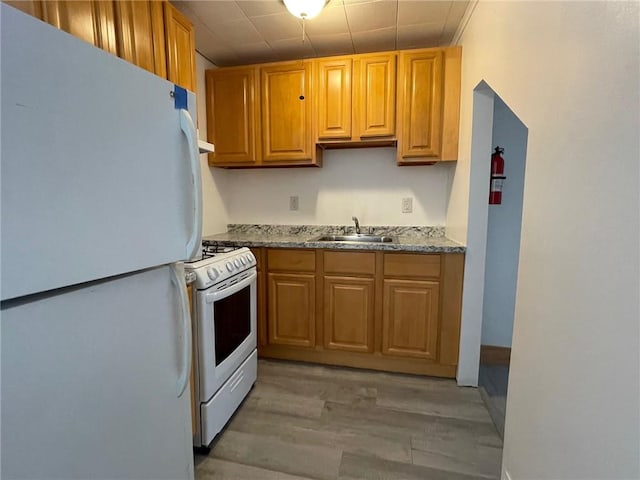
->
[308,234,395,243]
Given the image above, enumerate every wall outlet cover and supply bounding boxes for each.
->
[289,196,299,211]
[401,197,413,213]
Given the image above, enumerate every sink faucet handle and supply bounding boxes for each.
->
[352,216,360,234]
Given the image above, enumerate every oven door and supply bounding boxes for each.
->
[196,269,257,401]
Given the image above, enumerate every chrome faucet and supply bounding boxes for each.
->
[352,216,361,234]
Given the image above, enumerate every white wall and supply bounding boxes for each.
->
[221,147,454,226]
[448,1,640,478]
[456,83,495,385]
[481,99,527,348]
[195,53,229,236]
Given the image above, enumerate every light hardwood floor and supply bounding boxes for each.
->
[195,359,503,480]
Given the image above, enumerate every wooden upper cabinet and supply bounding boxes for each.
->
[206,67,259,166]
[354,53,396,139]
[114,1,166,77]
[3,0,42,18]
[397,47,461,164]
[397,49,443,160]
[315,57,352,140]
[260,62,314,164]
[163,1,196,92]
[41,1,118,55]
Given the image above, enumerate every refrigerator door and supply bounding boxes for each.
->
[0,5,201,301]
[1,265,194,480]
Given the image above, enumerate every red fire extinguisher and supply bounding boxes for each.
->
[489,146,506,205]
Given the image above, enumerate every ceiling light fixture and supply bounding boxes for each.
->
[283,0,327,20]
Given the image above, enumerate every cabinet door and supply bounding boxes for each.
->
[354,53,396,138]
[267,273,315,348]
[382,279,439,360]
[261,62,313,162]
[397,50,443,160]
[316,57,352,140]
[41,1,117,55]
[163,1,196,92]
[114,1,166,77]
[206,68,259,165]
[324,276,374,353]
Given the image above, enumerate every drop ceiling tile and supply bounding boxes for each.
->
[396,23,442,49]
[342,0,377,5]
[207,52,242,67]
[397,1,451,27]
[345,1,397,33]
[188,1,247,26]
[232,41,277,64]
[207,17,264,45]
[308,33,354,56]
[232,41,274,54]
[171,1,194,16]
[181,0,469,67]
[304,5,349,35]
[447,0,470,22]
[237,0,286,17]
[270,37,317,61]
[249,12,304,42]
[351,26,397,53]
[441,1,468,44]
[194,25,238,65]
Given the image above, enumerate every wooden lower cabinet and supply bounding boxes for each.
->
[267,272,315,348]
[259,249,463,378]
[324,276,374,353]
[382,279,439,360]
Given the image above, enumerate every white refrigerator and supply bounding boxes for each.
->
[1,5,202,479]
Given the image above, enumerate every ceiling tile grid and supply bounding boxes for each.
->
[173,0,469,67]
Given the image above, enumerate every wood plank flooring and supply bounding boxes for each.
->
[195,360,503,480]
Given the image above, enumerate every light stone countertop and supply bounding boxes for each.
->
[202,224,465,253]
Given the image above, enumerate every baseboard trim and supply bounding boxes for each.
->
[480,345,511,365]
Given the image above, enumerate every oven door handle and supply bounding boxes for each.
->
[205,271,257,304]
[171,263,192,398]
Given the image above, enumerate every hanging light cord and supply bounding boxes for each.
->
[302,16,306,43]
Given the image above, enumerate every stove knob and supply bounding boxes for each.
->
[234,259,241,268]
[247,252,255,263]
[226,262,233,272]
[239,256,247,265]
[207,268,219,280]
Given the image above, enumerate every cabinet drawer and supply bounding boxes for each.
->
[383,253,440,278]
[324,251,375,275]
[267,249,315,272]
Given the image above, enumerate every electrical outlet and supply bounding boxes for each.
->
[289,196,299,211]
[401,197,413,213]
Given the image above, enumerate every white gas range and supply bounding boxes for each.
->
[185,244,257,449]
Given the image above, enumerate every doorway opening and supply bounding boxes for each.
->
[457,82,528,438]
